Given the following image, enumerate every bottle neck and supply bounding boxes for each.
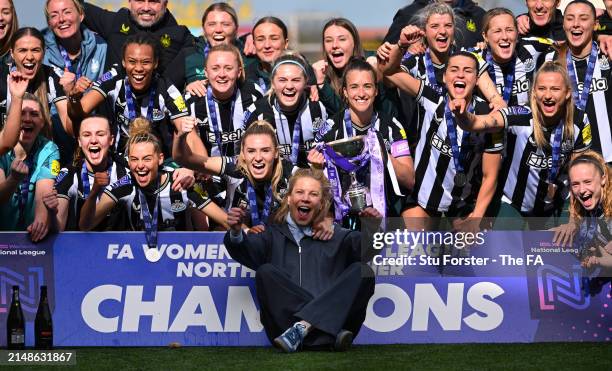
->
[12,289,19,301]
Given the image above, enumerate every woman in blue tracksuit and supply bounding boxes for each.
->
[42,0,108,166]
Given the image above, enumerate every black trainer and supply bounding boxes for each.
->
[334,330,353,351]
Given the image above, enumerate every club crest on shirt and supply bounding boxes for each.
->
[170,200,187,212]
[160,34,171,48]
[523,58,535,73]
[599,56,610,70]
[112,174,131,189]
[91,60,100,74]
[153,108,165,121]
[238,198,248,209]
[466,19,477,32]
[51,160,60,176]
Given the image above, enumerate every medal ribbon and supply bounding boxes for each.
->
[124,78,157,121]
[274,101,302,165]
[486,50,515,103]
[424,49,444,95]
[546,122,564,184]
[566,42,598,112]
[246,180,273,226]
[138,186,159,249]
[444,100,473,176]
[16,155,35,226]
[58,44,82,79]
[206,86,236,156]
[81,160,113,199]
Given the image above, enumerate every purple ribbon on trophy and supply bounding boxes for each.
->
[319,129,386,222]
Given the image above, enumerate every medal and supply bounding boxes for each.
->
[544,182,557,204]
[454,172,467,187]
[444,100,474,188]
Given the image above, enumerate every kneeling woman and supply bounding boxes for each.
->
[224,168,380,352]
[78,118,228,234]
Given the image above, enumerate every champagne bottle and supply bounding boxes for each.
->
[6,285,25,349]
[35,285,53,349]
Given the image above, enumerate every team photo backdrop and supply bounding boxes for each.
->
[0,231,610,346]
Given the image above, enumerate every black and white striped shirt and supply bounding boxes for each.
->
[471,37,553,106]
[55,157,129,230]
[186,81,262,158]
[545,45,612,163]
[104,169,211,231]
[0,64,66,129]
[202,156,292,227]
[497,107,591,214]
[411,82,503,213]
[245,95,327,168]
[92,73,190,158]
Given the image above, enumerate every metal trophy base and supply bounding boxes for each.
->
[327,136,371,214]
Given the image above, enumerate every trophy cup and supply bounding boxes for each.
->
[326,135,370,213]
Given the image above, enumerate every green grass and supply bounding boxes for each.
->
[6,343,610,370]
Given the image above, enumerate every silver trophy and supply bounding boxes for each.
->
[327,135,370,213]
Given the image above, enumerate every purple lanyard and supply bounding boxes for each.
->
[274,100,302,165]
[566,42,598,112]
[94,69,118,85]
[486,50,515,103]
[58,44,82,79]
[81,161,113,199]
[246,181,273,227]
[124,78,157,121]
[138,186,159,249]
[343,108,378,138]
[444,99,473,174]
[16,155,35,226]
[424,49,444,95]
[546,121,564,184]
[206,86,236,155]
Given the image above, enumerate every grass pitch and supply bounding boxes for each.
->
[6,343,609,370]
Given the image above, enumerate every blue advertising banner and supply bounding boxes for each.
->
[0,231,610,346]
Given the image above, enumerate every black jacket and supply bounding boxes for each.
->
[383,0,485,49]
[81,2,194,74]
[224,222,376,297]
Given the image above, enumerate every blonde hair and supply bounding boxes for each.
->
[0,0,18,57]
[530,61,575,149]
[44,0,84,21]
[568,150,611,220]
[271,168,332,225]
[23,92,52,140]
[126,117,162,155]
[236,120,283,200]
[206,43,245,83]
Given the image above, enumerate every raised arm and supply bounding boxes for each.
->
[28,179,55,242]
[476,72,506,111]
[448,98,506,133]
[377,41,422,96]
[78,171,115,231]
[172,117,224,175]
[0,72,29,155]
[67,77,105,123]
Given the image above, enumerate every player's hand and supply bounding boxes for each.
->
[186,79,208,97]
[243,34,256,56]
[91,171,110,195]
[312,217,334,241]
[551,222,577,247]
[177,115,196,136]
[8,71,30,99]
[69,76,93,99]
[517,14,530,35]
[8,158,29,182]
[59,68,77,94]
[42,190,59,212]
[27,216,49,242]
[248,224,266,234]
[399,25,424,48]
[307,148,325,169]
[172,167,195,191]
[311,60,327,85]
[227,207,246,232]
